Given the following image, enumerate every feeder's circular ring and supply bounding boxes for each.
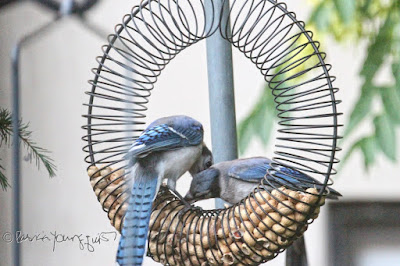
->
[82,0,341,265]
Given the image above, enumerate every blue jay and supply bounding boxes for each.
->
[117,115,213,266]
[184,157,339,266]
[184,157,341,205]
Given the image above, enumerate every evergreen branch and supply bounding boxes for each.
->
[17,122,57,177]
[0,159,10,190]
[0,108,12,146]
[0,108,57,189]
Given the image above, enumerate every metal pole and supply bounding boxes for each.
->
[11,43,21,266]
[286,236,308,266]
[205,1,308,264]
[205,0,238,209]
[10,16,61,266]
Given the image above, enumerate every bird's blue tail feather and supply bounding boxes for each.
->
[116,177,158,266]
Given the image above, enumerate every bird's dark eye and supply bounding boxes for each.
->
[205,160,212,168]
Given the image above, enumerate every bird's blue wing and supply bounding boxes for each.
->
[274,167,316,185]
[126,124,202,166]
[269,166,314,188]
[270,166,342,198]
[228,157,341,198]
[228,158,272,183]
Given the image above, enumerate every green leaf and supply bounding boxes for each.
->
[309,1,332,31]
[256,112,275,146]
[341,140,361,167]
[333,0,356,25]
[238,86,278,154]
[341,135,377,170]
[359,136,377,169]
[392,62,400,89]
[360,0,373,14]
[379,86,400,124]
[253,92,276,146]
[374,114,397,161]
[238,115,255,154]
[360,12,394,80]
[344,84,374,137]
[253,104,268,145]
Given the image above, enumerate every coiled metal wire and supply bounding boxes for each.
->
[82,0,341,265]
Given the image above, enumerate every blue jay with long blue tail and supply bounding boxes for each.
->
[117,115,213,266]
[184,157,341,204]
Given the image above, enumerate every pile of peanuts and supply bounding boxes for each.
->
[87,166,325,265]
[87,165,129,232]
[148,187,324,265]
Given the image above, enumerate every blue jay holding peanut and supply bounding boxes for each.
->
[184,157,341,204]
[117,115,213,266]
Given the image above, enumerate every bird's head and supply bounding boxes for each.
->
[184,168,220,203]
[156,115,204,131]
[189,143,213,176]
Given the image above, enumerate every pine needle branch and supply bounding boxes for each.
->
[18,122,57,177]
[0,108,56,190]
[0,108,12,146]
[0,159,10,190]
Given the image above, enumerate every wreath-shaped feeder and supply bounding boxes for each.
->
[82,0,341,265]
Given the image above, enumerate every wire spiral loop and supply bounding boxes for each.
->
[82,0,341,265]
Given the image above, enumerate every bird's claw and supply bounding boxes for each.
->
[178,204,203,220]
[166,188,203,219]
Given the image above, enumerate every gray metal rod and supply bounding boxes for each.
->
[10,16,61,266]
[205,1,308,265]
[205,0,238,209]
[286,236,308,266]
[11,43,21,266]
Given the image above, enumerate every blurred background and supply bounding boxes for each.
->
[0,0,399,265]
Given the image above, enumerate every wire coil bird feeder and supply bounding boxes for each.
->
[82,0,341,265]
